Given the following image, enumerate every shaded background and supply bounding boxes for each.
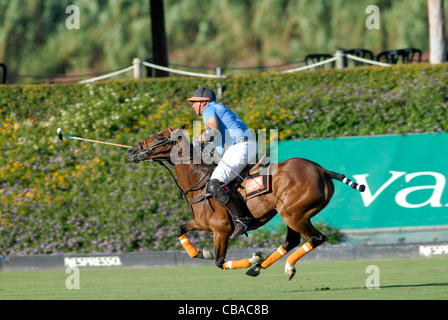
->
[0,0,442,82]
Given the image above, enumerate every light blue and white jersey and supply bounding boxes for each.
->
[202,101,254,154]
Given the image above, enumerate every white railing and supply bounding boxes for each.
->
[78,51,392,96]
[345,53,392,67]
[79,66,134,84]
[79,58,226,100]
[279,57,338,74]
[142,60,226,78]
[79,58,226,83]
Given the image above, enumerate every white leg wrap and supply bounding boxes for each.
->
[302,243,311,253]
[277,247,286,256]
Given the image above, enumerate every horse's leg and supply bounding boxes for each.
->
[246,226,301,277]
[177,220,213,259]
[246,205,326,279]
[213,232,265,270]
[213,232,229,269]
[284,218,326,280]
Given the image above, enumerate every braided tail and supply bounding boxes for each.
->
[326,170,365,192]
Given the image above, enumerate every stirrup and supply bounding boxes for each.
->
[230,219,250,239]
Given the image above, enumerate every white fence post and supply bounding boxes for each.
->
[216,67,223,102]
[335,50,348,69]
[133,58,142,79]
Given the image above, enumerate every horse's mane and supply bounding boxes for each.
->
[171,137,214,171]
[190,144,216,172]
[171,131,217,175]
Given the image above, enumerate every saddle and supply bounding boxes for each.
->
[230,154,272,201]
[242,154,270,177]
[187,155,272,207]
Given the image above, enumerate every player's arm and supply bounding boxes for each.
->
[199,116,219,142]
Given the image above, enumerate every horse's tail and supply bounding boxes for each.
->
[326,170,365,192]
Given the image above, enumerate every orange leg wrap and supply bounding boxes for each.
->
[178,234,199,258]
[261,246,287,269]
[223,258,251,270]
[286,242,314,266]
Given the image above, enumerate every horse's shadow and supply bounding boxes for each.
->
[375,282,448,289]
[288,282,448,292]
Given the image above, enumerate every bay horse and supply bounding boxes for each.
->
[128,125,365,280]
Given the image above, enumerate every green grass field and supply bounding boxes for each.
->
[1,257,447,300]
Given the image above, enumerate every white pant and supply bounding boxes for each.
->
[210,140,257,185]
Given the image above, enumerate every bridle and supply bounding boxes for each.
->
[138,131,213,205]
[138,135,173,163]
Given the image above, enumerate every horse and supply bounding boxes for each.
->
[128,125,365,280]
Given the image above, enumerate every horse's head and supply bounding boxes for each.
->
[128,124,188,163]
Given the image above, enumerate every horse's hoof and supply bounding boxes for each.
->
[285,262,296,281]
[246,263,262,277]
[202,249,214,260]
[249,251,266,265]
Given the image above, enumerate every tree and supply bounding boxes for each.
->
[428,0,447,63]
[150,0,169,77]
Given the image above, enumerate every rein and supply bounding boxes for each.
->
[142,136,213,205]
[158,161,213,205]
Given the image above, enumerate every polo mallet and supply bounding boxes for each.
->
[57,128,132,149]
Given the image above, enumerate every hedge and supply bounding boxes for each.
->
[1,63,448,255]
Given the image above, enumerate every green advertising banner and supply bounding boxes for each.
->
[276,133,448,230]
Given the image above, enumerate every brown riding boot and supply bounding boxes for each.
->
[225,192,254,239]
[207,179,254,239]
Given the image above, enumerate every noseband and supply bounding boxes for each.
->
[138,136,173,163]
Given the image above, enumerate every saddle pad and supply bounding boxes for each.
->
[245,165,271,200]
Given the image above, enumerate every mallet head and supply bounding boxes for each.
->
[57,128,63,142]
